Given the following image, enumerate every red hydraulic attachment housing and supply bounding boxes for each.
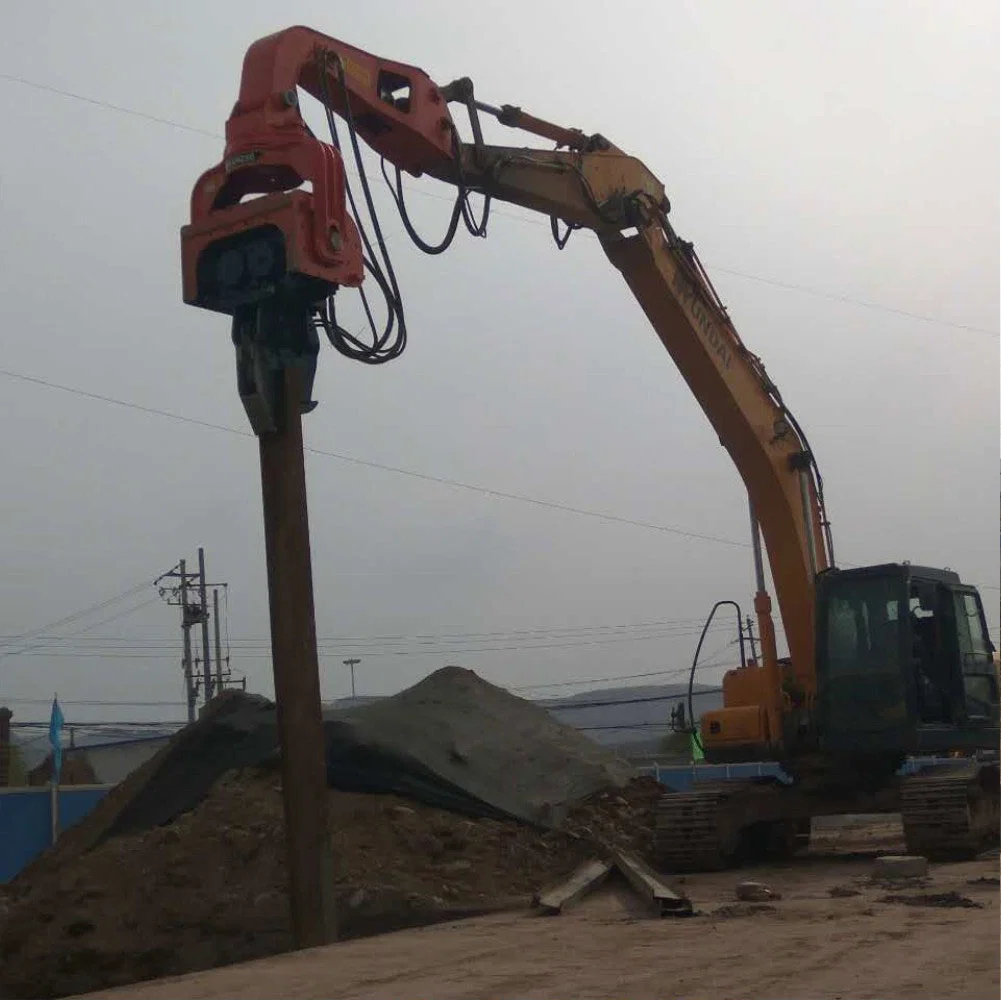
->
[181,26,457,316]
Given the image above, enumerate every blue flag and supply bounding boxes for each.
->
[49,697,64,784]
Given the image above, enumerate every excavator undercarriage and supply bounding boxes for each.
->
[654,760,1000,872]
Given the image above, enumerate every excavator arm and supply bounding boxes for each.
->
[181,26,834,753]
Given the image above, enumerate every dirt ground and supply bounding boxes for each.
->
[4,770,997,1000]
[78,820,999,1000]
[0,768,662,999]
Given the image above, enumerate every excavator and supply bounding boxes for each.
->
[180,26,999,871]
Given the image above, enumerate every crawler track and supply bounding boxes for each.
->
[901,766,1000,860]
[654,784,741,872]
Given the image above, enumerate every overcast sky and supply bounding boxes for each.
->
[0,1,997,725]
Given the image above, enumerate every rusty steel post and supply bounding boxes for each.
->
[258,366,336,950]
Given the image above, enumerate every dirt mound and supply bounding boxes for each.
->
[559,778,666,855]
[0,668,649,998]
[14,692,277,890]
[31,668,636,871]
[331,666,637,826]
[0,769,662,999]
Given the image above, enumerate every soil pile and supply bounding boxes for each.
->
[0,769,662,1000]
[330,666,637,826]
[14,691,277,889]
[27,667,636,868]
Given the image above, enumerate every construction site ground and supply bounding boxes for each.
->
[1,671,996,1000]
[76,816,998,1000]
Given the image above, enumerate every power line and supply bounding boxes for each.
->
[63,595,161,634]
[0,596,162,670]
[6,684,725,714]
[2,71,995,339]
[11,720,187,729]
[0,579,155,665]
[547,687,723,711]
[514,666,724,692]
[0,73,221,138]
[5,597,161,647]
[306,441,748,547]
[9,616,732,647]
[0,577,152,645]
[0,630,732,657]
[4,697,187,707]
[0,367,751,550]
[2,647,738,711]
[0,369,249,437]
[0,626,739,661]
[513,637,748,694]
[707,265,998,339]
[9,364,995,597]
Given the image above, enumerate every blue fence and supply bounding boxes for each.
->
[638,761,787,790]
[0,785,111,883]
[638,755,955,792]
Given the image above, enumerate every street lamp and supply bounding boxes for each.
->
[343,658,360,699]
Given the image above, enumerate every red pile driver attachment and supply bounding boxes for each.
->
[180,26,456,317]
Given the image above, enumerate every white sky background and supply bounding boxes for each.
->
[0,1,997,723]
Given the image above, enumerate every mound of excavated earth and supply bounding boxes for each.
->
[0,768,664,999]
[25,667,636,860]
[0,667,657,998]
[327,666,637,826]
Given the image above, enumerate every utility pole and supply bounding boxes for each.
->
[746,614,759,664]
[343,658,360,699]
[213,588,224,695]
[179,559,196,722]
[157,557,229,719]
[198,547,213,703]
[259,367,335,949]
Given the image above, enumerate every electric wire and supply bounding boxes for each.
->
[545,686,723,711]
[0,596,163,664]
[12,614,732,646]
[0,367,753,550]
[4,640,740,712]
[1,70,994,337]
[0,364,993,617]
[0,578,152,646]
[0,625,739,660]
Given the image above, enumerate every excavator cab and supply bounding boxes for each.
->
[815,564,999,761]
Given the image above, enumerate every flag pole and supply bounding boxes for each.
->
[49,694,63,845]
[50,779,59,844]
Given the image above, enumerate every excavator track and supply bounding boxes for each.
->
[901,766,1000,861]
[654,778,890,873]
[654,784,742,872]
